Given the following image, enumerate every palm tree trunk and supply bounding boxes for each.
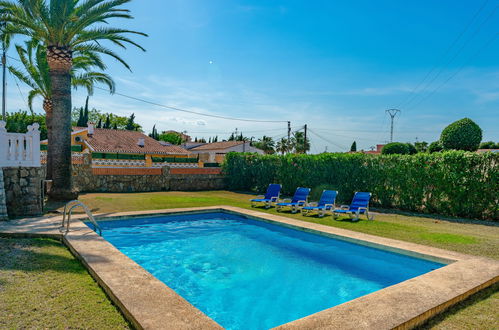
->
[46,46,77,200]
[43,98,53,180]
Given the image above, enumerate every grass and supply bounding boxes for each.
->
[0,237,130,329]
[10,190,498,329]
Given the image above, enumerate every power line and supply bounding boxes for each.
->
[93,85,288,123]
[407,32,498,111]
[397,1,496,109]
[307,128,346,150]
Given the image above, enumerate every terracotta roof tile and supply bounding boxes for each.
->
[190,141,245,151]
[74,128,188,155]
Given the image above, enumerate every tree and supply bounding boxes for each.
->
[440,118,482,151]
[149,125,159,140]
[103,115,111,129]
[125,113,136,130]
[291,131,310,154]
[428,141,443,153]
[112,122,117,130]
[1,0,146,200]
[350,141,357,152]
[5,110,47,140]
[228,133,235,141]
[76,96,90,126]
[414,141,428,153]
[96,118,102,128]
[479,141,498,149]
[253,136,275,154]
[406,143,417,155]
[276,138,290,155]
[8,40,114,180]
[159,132,183,145]
[381,142,409,155]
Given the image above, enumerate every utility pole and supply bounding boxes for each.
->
[303,124,307,154]
[385,109,401,143]
[1,22,6,121]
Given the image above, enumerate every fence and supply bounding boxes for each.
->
[0,120,41,167]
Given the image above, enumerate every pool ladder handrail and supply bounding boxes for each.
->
[60,200,102,236]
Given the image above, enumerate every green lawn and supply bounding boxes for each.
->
[0,237,130,329]
[3,190,497,329]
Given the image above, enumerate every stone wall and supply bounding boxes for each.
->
[0,169,8,220]
[2,167,44,218]
[71,161,226,193]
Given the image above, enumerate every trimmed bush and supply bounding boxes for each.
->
[440,118,482,151]
[381,142,409,155]
[428,141,443,153]
[406,143,417,155]
[222,152,499,220]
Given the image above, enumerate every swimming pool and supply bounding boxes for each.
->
[94,211,444,330]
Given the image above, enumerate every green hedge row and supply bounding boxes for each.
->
[40,144,82,152]
[92,153,145,160]
[152,157,198,163]
[223,152,499,220]
[204,162,221,167]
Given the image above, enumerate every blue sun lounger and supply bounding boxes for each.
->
[276,187,311,213]
[301,190,338,217]
[333,192,373,221]
[250,184,282,209]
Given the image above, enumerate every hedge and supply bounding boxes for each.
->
[92,153,145,160]
[152,157,198,163]
[223,152,499,220]
[40,144,82,152]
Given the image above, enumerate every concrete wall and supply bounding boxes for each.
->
[72,162,225,193]
[2,167,44,218]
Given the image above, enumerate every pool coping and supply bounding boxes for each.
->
[0,206,498,330]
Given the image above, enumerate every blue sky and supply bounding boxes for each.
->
[6,0,499,152]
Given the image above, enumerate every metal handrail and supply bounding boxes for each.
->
[60,200,102,236]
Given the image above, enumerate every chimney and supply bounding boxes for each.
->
[137,138,145,147]
[87,122,94,136]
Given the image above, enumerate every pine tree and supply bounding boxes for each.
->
[350,141,357,152]
[113,123,118,130]
[194,137,198,142]
[228,133,235,141]
[103,115,111,129]
[96,118,102,128]
[82,96,89,126]
[76,108,84,126]
[125,113,136,131]
[214,135,218,142]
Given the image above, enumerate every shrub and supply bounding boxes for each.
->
[223,152,499,220]
[381,142,409,155]
[406,143,417,155]
[428,141,443,153]
[479,141,498,149]
[440,118,482,151]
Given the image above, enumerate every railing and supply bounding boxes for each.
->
[0,120,41,167]
[60,200,102,236]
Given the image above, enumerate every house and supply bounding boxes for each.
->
[189,141,264,163]
[41,123,198,168]
[363,144,385,154]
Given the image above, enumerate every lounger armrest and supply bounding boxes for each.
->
[307,202,318,207]
[280,198,292,203]
[357,207,368,213]
[296,200,307,206]
[324,203,334,209]
[270,196,279,202]
[339,205,350,210]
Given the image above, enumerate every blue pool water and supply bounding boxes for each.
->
[94,212,444,330]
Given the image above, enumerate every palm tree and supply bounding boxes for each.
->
[276,137,290,155]
[9,40,115,180]
[254,135,275,154]
[1,0,146,200]
[291,131,310,154]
